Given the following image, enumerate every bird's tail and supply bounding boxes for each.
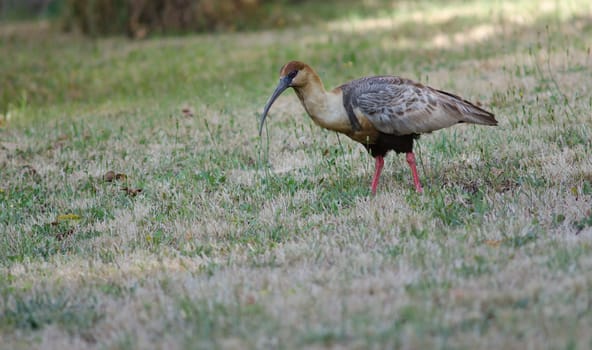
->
[437,89,498,126]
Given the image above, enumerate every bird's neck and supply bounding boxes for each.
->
[293,77,351,133]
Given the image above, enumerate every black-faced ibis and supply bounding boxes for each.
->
[259,61,498,194]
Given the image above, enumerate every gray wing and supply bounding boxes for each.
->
[342,76,497,136]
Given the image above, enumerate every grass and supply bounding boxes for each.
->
[1,0,592,348]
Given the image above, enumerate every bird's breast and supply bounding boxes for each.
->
[295,86,381,143]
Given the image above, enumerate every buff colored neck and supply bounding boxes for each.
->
[292,71,351,133]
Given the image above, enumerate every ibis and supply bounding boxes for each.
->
[259,61,498,194]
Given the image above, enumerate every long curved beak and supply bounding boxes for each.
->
[259,76,292,136]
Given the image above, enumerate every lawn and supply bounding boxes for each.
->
[1,0,592,348]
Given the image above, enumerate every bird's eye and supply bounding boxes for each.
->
[287,70,298,79]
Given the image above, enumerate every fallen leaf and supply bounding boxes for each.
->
[51,135,69,150]
[121,187,143,197]
[450,288,465,300]
[484,239,504,247]
[245,295,256,305]
[571,186,578,197]
[491,167,504,177]
[21,165,38,177]
[57,213,81,221]
[55,228,75,241]
[103,171,116,182]
[104,171,127,182]
[181,106,194,117]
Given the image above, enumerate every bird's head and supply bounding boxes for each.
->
[259,61,312,136]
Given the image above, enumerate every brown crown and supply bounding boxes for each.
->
[280,61,308,76]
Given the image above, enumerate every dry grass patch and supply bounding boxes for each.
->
[1,0,592,348]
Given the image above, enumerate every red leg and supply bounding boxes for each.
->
[406,152,423,193]
[371,156,384,195]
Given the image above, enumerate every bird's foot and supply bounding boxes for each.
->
[415,183,424,193]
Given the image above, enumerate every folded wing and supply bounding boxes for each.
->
[343,76,497,136]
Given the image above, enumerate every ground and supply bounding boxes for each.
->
[1,0,592,348]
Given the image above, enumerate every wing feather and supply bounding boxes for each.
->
[341,76,496,136]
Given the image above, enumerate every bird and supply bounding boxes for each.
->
[259,61,498,195]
